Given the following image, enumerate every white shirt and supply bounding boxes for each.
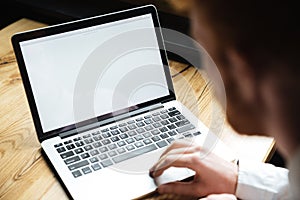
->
[235,147,300,200]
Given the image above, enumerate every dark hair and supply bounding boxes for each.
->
[194,0,299,69]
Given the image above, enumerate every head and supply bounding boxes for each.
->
[167,1,300,144]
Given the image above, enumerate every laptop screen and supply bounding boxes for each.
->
[18,12,172,134]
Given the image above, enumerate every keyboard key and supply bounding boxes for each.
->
[64,140,72,145]
[183,132,193,138]
[152,112,160,116]
[167,138,175,143]
[160,133,169,139]
[144,119,153,124]
[119,127,128,132]
[90,149,99,156]
[93,142,102,148]
[168,130,177,136]
[169,117,178,123]
[90,157,99,163]
[75,141,84,147]
[101,128,109,133]
[83,134,91,138]
[82,166,92,174]
[108,150,117,157]
[92,131,100,136]
[160,114,169,119]
[128,124,137,130]
[84,145,92,151]
[168,110,181,117]
[111,136,120,142]
[117,147,126,154]
[99,147,108,153]
[68,160,89,171]
[176,124,195,133]
[152,116,161,122]
[136,117,143,122]
[144,115,152,119]
[143,132,152,138]
[73,137,81,142]
[99,154,108,160]
[64,156,80,165]
[136,122,145,127]
[175,119,190,127]
[61,151,74,159]
[167,124,177,130]
[120,133,128,139]
[126,145,135,151]
[136,128,145,134]
[93,135,102,141]
[56,147,66,153]
[117,141,126,147]
[156,140,168,148]
[84,138,93,144]
[101,159,113,167]
[102,132,111,138]
[74,148,84,154]
[72,170,82,178]
[134,141,144,148]
[153,122,162,128]
[193,131,201,136]
[91,163,101,171]
[159,127,168,132]
[126,138,135,144]
[110,125,118,130]
[102,139,111,145]
[168,107,176,111]
[145,125,154,131]
[160,110,167,114]
[113,144,157,164]
[161,120,169,125]
[81,153,90,159]
[66,144,75,150]
[143,138,152,145]
[128,131,137,136]
[134,135,143,141]
[127,120,135,124]
[118,123,127,127]
[111,130,120,135]
[152,136,161,142]
[54,143,63,148]
[108,144,117,150]
[151,129,160,135]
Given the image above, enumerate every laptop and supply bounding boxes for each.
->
[12,5,236,199]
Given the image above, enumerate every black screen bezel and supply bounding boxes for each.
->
[12,4,175,142]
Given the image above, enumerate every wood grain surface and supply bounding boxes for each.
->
[0,19,274,200]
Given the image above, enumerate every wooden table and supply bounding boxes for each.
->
[0,19,275,200]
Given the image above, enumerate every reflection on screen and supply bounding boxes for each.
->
[20,14,170,132]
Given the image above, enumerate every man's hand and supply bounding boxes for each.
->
[149,139,238,197]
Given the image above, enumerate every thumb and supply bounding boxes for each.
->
[158,181,202,197]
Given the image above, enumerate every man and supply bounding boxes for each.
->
[150,1,299,199]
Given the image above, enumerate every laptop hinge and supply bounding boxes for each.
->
[59,103,164,139]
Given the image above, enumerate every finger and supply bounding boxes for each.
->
[158,181,201,197]
[160,139,195,158]
[152,153,200,177]
[150,140,200,172]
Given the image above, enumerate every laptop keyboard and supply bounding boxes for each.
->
[54,107,201,178]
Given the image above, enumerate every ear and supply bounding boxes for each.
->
[226,49,257,103]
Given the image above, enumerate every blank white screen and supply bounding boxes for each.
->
[20,14,170,132]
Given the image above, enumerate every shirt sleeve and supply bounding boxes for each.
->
[235,159,290,200]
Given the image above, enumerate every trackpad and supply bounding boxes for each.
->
[154,167,195,186]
